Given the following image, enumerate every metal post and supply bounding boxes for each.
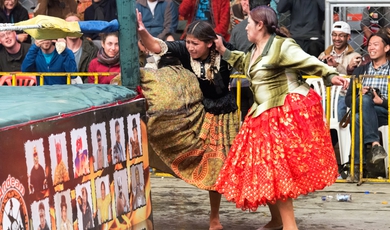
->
[116,0,140,89]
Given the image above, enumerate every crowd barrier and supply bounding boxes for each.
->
[304,75,390,184]
[0,72,119,86]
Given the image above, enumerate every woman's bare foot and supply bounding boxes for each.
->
[258,221,283,230]
[209,221,223,230]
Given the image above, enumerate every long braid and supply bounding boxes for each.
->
[207,48,217,80]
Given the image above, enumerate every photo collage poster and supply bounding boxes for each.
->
[0,99,153,230]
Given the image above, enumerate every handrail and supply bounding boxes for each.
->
[0,72,119,86]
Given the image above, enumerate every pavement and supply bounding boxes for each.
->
[149,175,390,230]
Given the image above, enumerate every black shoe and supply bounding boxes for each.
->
[371,145,387,163]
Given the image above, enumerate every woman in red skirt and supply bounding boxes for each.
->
[214,6,349,230]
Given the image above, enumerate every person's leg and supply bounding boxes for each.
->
[260,203,283,229]
[209,191,223,230]
[353,95,380,164]
[276,198,298,230]
[307,38,324,57]
[338,95,347,122]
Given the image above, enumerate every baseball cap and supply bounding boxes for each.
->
[332,21,351,34]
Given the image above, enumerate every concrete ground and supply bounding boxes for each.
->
[149,175,390,230]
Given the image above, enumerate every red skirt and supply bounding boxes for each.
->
[215,90,338,211]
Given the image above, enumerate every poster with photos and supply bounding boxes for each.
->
[0,99,153,230]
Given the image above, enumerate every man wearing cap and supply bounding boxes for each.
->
[319,21,362,75]
[318,21,362,122]
[345,30,389,181]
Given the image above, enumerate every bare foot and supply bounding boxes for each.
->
[209,221,223,230]
[258,221,283,230]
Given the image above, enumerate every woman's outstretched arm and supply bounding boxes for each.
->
[137,9,163,54]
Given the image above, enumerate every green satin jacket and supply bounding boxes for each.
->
[222,34,339,118]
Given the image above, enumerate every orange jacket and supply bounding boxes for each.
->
[179,0,230,41]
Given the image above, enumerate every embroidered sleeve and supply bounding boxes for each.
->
[154,38,168,56]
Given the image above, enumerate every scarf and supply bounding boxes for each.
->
[92,0,107,20]
[97,47,120,66]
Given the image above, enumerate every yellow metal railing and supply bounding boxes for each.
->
[230,74,247,121]
[0,72,119,86]
[303,75,390,184]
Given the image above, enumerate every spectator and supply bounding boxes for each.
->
[21,39,77,85]
[230,0,271,121]
[88,32,120,84]
[318,21,362,121]
[179,0,230,41]
[65,13,99,82]
[0,30,30,73]
[345,32,389,179]
[77,0,92,21]
[0,0,30,44]
[84,0,117,45]
[277,0,325,57]
[230,0,249,32]
[361,7,390,48]
[136,0,178,41]
[34,0,77,19]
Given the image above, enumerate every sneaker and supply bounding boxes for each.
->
[371,145,387,164]
[346,169,359,182]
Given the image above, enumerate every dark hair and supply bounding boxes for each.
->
[250,0,270,10]
[157,54,182,68]
[368,32,390,56]
[60,195,67,209]
[115,120,120,128]
[97,129,101,137]
[186,21,219,80]
[39,202,45,211]
[250,6,286,37]
[100,31,119,43]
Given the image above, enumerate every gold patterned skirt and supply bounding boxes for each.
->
[140,67,239,191]
[215,89,338,210]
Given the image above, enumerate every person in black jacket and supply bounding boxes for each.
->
[83,0,117,44]
[0,0,30,43]
[345,32,389,174]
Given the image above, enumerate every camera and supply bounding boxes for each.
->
[366,87,381,98]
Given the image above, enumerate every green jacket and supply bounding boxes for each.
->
[223,34,339,117]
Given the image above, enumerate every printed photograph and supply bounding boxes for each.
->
[110,118,125,164]
[49,132,70,186]
[25,138,48,197]
[131,163,146,210]
[70,127,90,178]
[95,175,112,224]
[90,122,108,171]
[75,182,94,230]
[127,114,143,159]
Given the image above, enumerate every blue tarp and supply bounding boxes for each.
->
[0,84,137,128]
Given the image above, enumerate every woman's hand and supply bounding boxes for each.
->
[136,9,146,33]
[214,35,226,55]
[331,76,349,89]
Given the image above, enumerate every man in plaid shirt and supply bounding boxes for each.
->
[345,30,389,175]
